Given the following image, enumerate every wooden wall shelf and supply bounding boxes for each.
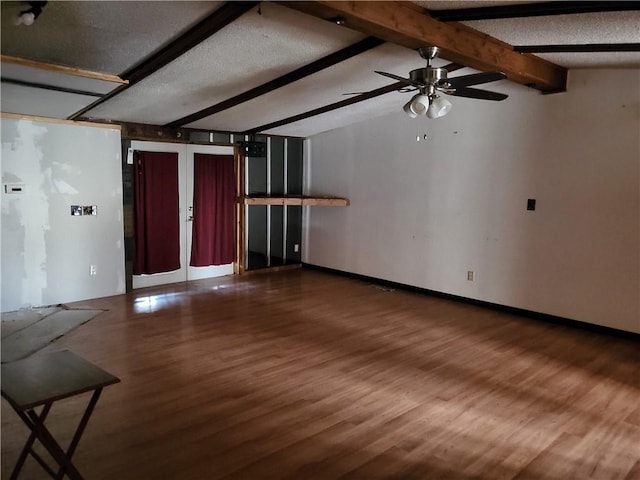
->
[242,196,349,207]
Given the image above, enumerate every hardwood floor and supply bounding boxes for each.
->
[2,269,638,479]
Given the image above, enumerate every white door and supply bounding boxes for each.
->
[131,141,235,289]
[131,141,188,289]
[185,144,235,281]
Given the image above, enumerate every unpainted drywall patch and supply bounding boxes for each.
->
[51,161,76,173]
[43,161,81,195]
[2,118,125,312]
[51,178,80,195]
[0,202,26,308]
[3,120,50,308]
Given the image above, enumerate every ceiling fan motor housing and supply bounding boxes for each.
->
[410,67,448,86]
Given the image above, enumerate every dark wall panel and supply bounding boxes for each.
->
[121,139,133,292]
[247,135,267,195]
[189,131,210,143]
[247,205,268,269]
[270,205,284,266]
[213,132,232,143]
[286,205,302,263]
[270,137,285,196]
[188,131,232,143]
[244,136,304,271]
[287,138,303,196]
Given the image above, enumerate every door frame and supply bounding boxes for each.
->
[129,140,243,289]
[130,141,188,289]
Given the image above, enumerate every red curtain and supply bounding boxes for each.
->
[133,151,181,275]
[190,154,236,266]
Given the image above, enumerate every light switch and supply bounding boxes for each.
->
[4,184,25,194]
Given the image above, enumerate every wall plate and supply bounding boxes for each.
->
[4,184,26,194]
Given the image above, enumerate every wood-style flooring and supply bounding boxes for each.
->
[2,269,639,479]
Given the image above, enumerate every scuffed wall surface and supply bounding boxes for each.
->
[305,69,640,333]
[1,118,125,312]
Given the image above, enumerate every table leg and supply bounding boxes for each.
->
[55,388,103,480]
[10,403,52,480]
[23,409,85,480]
[27,448,58,478]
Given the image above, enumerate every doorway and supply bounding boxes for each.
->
[130,141,236,289]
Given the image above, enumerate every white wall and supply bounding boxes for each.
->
[1,117,125,312]
[304,69,640,333]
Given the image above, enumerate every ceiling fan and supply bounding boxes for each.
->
[375,46,508,119]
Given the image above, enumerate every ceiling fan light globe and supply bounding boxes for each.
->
[429,96,453,118]
[403,100,418,118]
[411,94,430,116]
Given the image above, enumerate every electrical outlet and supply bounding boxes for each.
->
[294,244,299,253]
[467,271,474,281]
[90,265,97,276]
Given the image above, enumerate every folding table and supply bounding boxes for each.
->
[1,350,120,479]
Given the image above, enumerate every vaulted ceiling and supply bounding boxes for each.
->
[1,1,639,137]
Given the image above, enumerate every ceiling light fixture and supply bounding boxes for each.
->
[427,96,452,119]
[403,99,419,119]
[376,46,508,120]
[403,91,452,119]
[403,93,430,118]
[13,1,47,26]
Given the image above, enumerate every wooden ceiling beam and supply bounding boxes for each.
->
[279,1,567,93]
[1,55,127,84]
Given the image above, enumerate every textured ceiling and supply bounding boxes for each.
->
[0,1,223,73]
[86,2,365,125]
[463,11,640,68]
[464,11,639,44]
[184,42,433,132]
[1,1,638,138]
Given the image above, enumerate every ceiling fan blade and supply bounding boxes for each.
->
[374,71,420,88]
[343,85,417,95]
[448,87,508,101]
[445,71,506,88]
[442,62,465,73]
